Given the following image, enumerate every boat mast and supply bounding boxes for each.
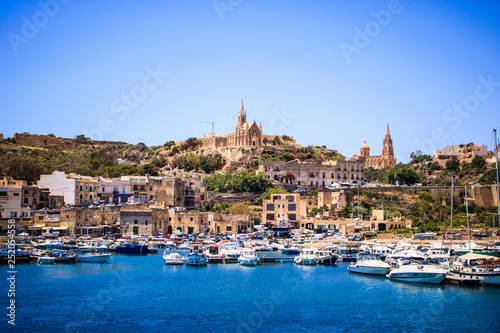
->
[465,184,471,253]
[494,128,500,241]
[449,178,454,253]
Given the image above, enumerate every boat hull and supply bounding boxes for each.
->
[77,254,111,262]
[349,264,390,276]
[387,273,445,284]
[115,245,149,254]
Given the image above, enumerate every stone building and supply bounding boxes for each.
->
[261,193,307,227]
[353,124,396,169]
[200,100,263,148]
[258,159,365,187]
[0,178,31,235]
[433,143,489,166]
[318,190,353,209]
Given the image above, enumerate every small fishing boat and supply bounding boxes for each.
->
[206,244,224,263]
[163,251,185,265]
[76,253,111,263]
[238,248,260,266]
[316,250,338,265]
[280,245,301,255]
[294,247,318,265]
[51,250,77,263]
[185,245,206,266]
[37,254,56,264]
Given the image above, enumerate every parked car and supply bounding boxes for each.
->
[78,235,92,240]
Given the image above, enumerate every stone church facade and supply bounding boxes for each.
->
[353,124,396,169]
[200,100,263,149]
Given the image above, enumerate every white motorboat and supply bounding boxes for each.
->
[294,247,318,265]
[44,239,65,249]
[385,249,426,266]
[238,248,260,266]
[163,251,185,265]
[222,243,241,259]
[76,253,111,262]
[368,245,393,260]
[348,255,391,276]
[386,261,447,284]
[78,240,100,252]
[37,254,56,264]
[425,249,450,268]
[206,244,224,263]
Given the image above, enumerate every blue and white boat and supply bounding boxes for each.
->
[186,245,207,266]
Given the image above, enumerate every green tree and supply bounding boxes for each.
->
[445,157,460,173]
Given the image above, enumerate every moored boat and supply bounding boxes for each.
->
[316,250,338,265]
[37,254,56,264]
[386,261,447,284]
[185,245,207,266]
[446,252,500,286]
[163,251,185,265]
[238,248,260,266]
[76,253,111,262]
[348,255,391,276]
[294,247,318,265]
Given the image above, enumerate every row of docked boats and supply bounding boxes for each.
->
[346,249,500,286]
[163,245,262,267]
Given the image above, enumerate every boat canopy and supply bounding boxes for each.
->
[459,253,496,260]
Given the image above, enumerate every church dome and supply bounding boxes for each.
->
[361,139,370,149]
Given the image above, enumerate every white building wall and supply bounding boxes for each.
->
[38,171,76,205]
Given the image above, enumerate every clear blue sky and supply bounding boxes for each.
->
[1,0,500,163]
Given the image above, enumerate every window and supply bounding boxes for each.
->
[226,225,232,231]
[23,198,28,204]
[266,204,275,211]
[288,204,296,211]
[289,214,296,220]
[13,193,19,196]
[169,217,171,221]
[33,198,37,204]
[11,212,17,218]
[133,227,139,235]
[80,186,83,191]
[266,214,275,221]
[190,217,193,222]
[286,196,294,202]
[134,220,138,225]
[33,189,37,195]
[145,221,148,226]
[0,192,7,197]
[102,187,105,192]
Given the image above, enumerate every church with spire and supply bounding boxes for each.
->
[352,124,396,169]
[199,100,263,149]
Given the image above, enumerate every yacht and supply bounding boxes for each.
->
[163,251,185,265]
[368,245,393,260]
[76,253,111,262]
[238,248,260,266]
[386,261,447,284]
[294,247,318,265]
[385,249,426,266]
[425,249,450,269]
[348,255,391,276]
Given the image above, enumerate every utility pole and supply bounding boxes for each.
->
[494,128,500,241]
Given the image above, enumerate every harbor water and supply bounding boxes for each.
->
[3,251,500,333]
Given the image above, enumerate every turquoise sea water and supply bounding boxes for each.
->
[2,252,500,333]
